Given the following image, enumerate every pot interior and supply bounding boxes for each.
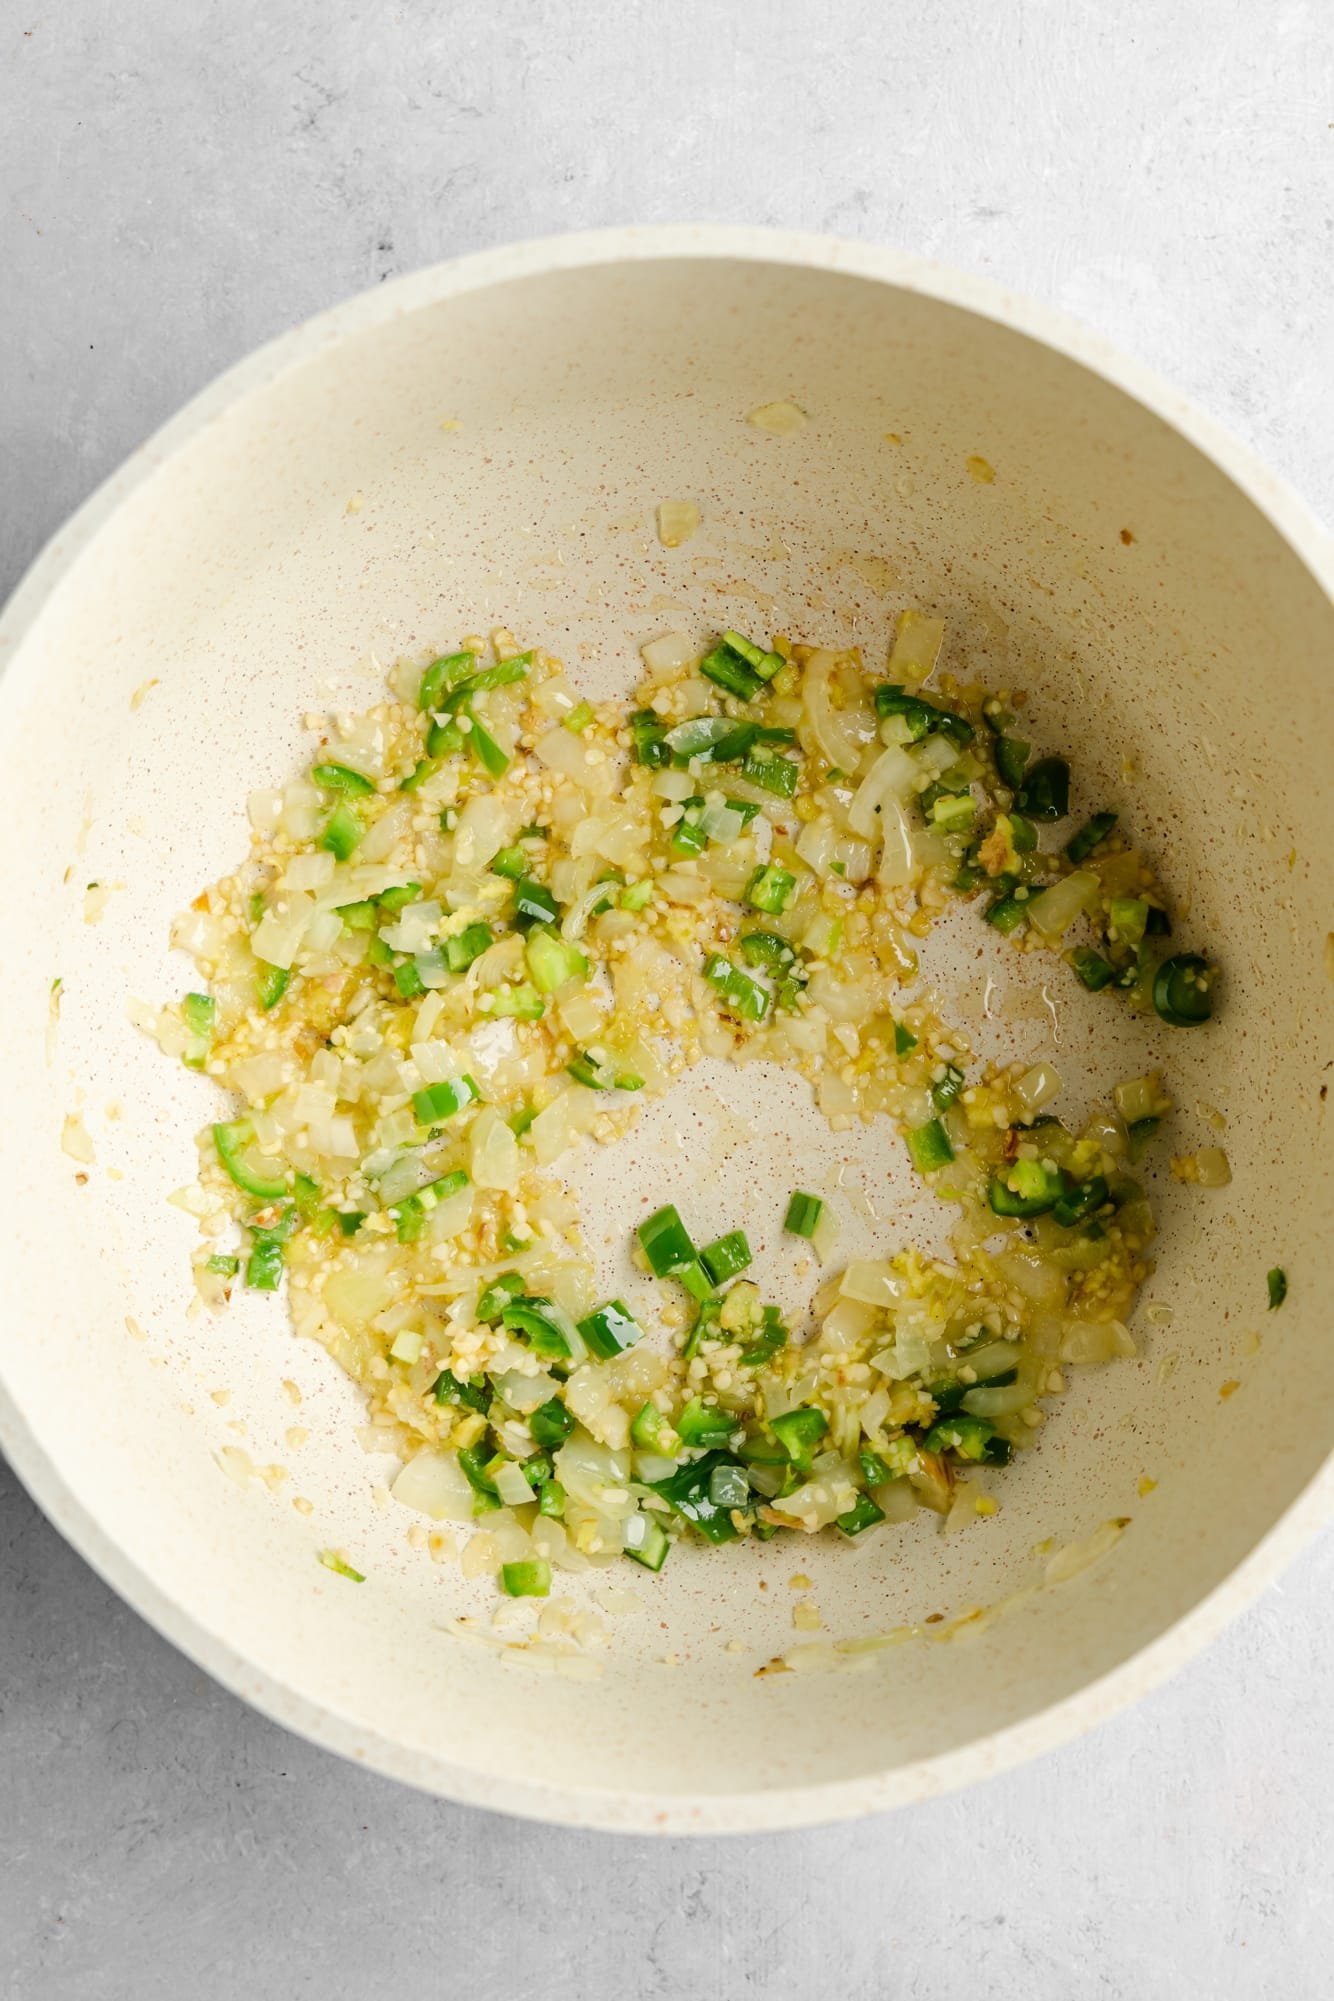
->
[2,246,1331,1826]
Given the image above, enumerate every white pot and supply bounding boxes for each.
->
[2,227,1330,1833]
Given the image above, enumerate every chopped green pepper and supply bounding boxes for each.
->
[312,762,375,797]
[213,1122,287,1201]
[577,1299,643,1359]
[699,1231,752,1284]
[745,864,796,915]
[1065,811,1118,864]
[770,1406,828,1470]
[988,1158,1064,1217]
[319,802,362,860]
[530,1397,575,1447]
[783,1192,824,1238]
[1016,756,1070,821]
[1152,953,1214,1027]
[907,1119,954,1174]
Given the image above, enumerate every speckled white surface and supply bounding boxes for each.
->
[3,2,1333,1993]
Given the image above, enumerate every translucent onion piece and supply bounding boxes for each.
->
[652,766,695,802]
[1114,1073,1169,1124]
[962,1379,1034,1418]
[352,799,406,863]
[821,1297,878,1347]
[330,713,389,779]
[795,815,839,876]
[392,1450,475,1522]
[375,1151,446,1207]
[872,1334,932,1380]
[570,809,649,869]
[699,801,746,844]
[1027,870,1099,941]
[848,744,916,854]
[910,735,958,780]
[532,675,578,718]
[280,851,335,892]
[839,1259,908,1307]
[803,649,863,771]
[427,1181,475,1241]
[470,1108,521,1191]
[556,987,606,1041]
[561,880,616,942]
[380,901,441,954]
[453,792,515,869]
[887,608,945,685]
[811,1207,841,1265]
[748,399,807,434]
[657,500,700,548]
[494,1462,537,1507]
[248,788,283,835]
[554,1435,633,1509]
[251,890,314,970]
[535,726,614,797]
[639,630,696,675]
[491,1368,561,1414]
[1015,1063,1063,1115]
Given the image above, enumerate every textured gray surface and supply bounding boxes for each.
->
[3,2,1333,1994]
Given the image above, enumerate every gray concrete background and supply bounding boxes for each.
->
[3,3,1332,1995]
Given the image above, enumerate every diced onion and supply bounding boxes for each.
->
[280,781,323,842]
[248,789,283,835]
[494,1462,537,1507]
[839,1260,908,1307]
[640,631,696,674]
[470,1108,521,1190]
[375,1150,448,1206]
[1114,1073,1168,1124]
[1027,870,1099,941]
[657,869,711,904]
[561,881,615,942]
[821,1297,878,1347]
[848,745,916,837]
[699,801,746,844]
[557,988,606,1041]
[304,909,343,954]
[554,1435,633,1508]
[803,649,864,771]
[657,501,700,548]
[910,735,958,780]
[380,901,442,954]
[226,1051,289,1101]
[771,1470,859,1531]
[532,675,579,719]
[392,1451,475,1522]
[811,1207,841,1265]
[535,727,614,796]
[280,852,334,892]
[453,792,515,869]
[1015,1063,1063,1115]
[887,609,945,685]
[428,1181,475,1240]
[962,1380,1033,1418]
[872,1334,932,1380]
[360,799,411,863]
[251,891,313,970]
[492,1368,560,1414]
[652,767,695,802]
[570,809,649,869]
[795,815,838,875]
